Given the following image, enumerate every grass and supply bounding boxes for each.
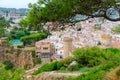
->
[57,67,91,73]
[78,67,92,72]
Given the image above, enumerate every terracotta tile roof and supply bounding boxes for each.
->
[101,34,108,40]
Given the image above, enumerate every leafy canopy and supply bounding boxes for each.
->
[26,0,120,26]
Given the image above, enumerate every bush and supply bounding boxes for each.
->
[3,60,14,70]
[78,63,84,68]
[72,46,103,66]
[60,67,66,71]
[32,61,57,75]
[65,65,108,80]
[36,58,41,64]
[67,64,79,71]
[57,61,65,70]
[63,57,75,67]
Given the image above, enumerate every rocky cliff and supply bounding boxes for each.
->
[0,46,34,69]
[26,71,81,80]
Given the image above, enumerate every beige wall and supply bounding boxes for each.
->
[36,40,55,63]
[63,37,73,58]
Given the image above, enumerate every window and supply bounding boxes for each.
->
[43,47,48,50]
[42,53,50,58]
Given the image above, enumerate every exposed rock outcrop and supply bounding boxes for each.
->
[0,46,34,69]
[26,71,81,80]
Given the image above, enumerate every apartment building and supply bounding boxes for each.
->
[35,40,55,63]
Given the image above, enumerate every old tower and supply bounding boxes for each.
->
[63,37,73,58]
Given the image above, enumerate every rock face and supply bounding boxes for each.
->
[0,46,5,61]
[26,75,34,80]
[18,50,34,69]
[28,71,81,80]
[0,46,34,69]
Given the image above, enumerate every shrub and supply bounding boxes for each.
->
[3,60,14,70]
[57,61,65,70]
[72,46,103,66]
[60,67,66,71]
[32,61,57,75]
[63,57,75,67]
[78,63,84,68]
[66,65,108,80]
[36,58,41,64]
[67,64,79,71]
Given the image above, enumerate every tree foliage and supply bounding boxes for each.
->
[10,27,30,39]
[72,46,120,66]
[0,28,5,38]
[0,63,25,80]
[20,32,48,41]
[0,17,10,28]
[25,0,120,26]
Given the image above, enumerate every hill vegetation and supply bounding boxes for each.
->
[0,63,25,80]
[32,46,120,80]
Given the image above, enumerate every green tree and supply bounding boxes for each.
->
[10,27,30,39]
[26,0,120,27]
[0,17,10,28]
[19,18,29,27]
[20,32,48,46]
[0,28,5,38]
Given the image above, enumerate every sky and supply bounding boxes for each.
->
[0,0,38,8]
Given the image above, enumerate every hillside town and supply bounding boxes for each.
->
[0,8,28,27]
[35,19,120,63]
[0,10,120,64]
[0,0,120,80]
